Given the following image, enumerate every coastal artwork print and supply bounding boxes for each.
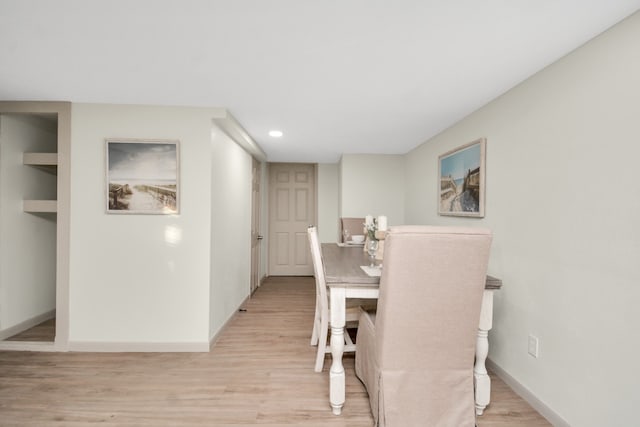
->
[106,139,179,214]
[438,138,486,217]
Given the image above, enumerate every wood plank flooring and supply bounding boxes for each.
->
[0,276,550,426]
[5,318,55,342]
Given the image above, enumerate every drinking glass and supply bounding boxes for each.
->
[367,239,378,267]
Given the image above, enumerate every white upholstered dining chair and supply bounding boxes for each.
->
[307,226,373,372]
[355,225,492,427]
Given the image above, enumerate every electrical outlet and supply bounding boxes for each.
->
[528,335,539,358]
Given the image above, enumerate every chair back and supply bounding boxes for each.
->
[339,217,365,242]
[307,226,328,318]
[375,225,492,369]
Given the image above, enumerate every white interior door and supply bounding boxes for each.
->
[268,163,315,276]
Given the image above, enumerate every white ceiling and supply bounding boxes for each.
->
[1,1,639,163]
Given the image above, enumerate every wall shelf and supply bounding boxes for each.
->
[23,152,58,174]
[23,200,57,213]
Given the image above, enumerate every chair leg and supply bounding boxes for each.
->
[310,306,320,346]
[344,329,354,346]
[314,316,329,372]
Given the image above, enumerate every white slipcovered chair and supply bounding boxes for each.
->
[355,225,492,427]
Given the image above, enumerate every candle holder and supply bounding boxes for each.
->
[374,230,387,260]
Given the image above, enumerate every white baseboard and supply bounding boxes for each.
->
[1,294,251,354]
[0,341,57,352]
[0,309,55,341]
[487,358,571,427]
[67,341,210,352]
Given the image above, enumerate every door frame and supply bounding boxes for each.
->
[250,156,263,293]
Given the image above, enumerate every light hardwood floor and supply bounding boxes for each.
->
[5,318,55,342]
[0,276,550,426]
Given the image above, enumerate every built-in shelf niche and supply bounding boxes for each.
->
[1,101,71,348]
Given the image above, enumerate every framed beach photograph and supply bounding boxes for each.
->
[106,139,179,214]
[438,138,486,217]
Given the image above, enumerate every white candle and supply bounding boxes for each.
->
[365,215,373,226]
[377,215,388,231]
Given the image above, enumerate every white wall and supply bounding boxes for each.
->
[317,163,339,242]
[0,114,57,332]
[339,154,405,227]
[404,12,640,427]
[209,125,252,338]
[69,104,220,349]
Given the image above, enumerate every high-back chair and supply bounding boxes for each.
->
[355,225,492,427]
[308,226,368,372]
[339,217,365,242]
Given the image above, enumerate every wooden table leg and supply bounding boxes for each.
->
[329,287,346,415]
[474,290,494,415]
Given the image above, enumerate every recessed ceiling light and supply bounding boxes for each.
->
[269,130,283,138]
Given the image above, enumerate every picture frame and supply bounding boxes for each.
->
[438,138,486,217]
[106,139,179,214]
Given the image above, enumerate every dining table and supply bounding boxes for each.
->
[321,242,502,416]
